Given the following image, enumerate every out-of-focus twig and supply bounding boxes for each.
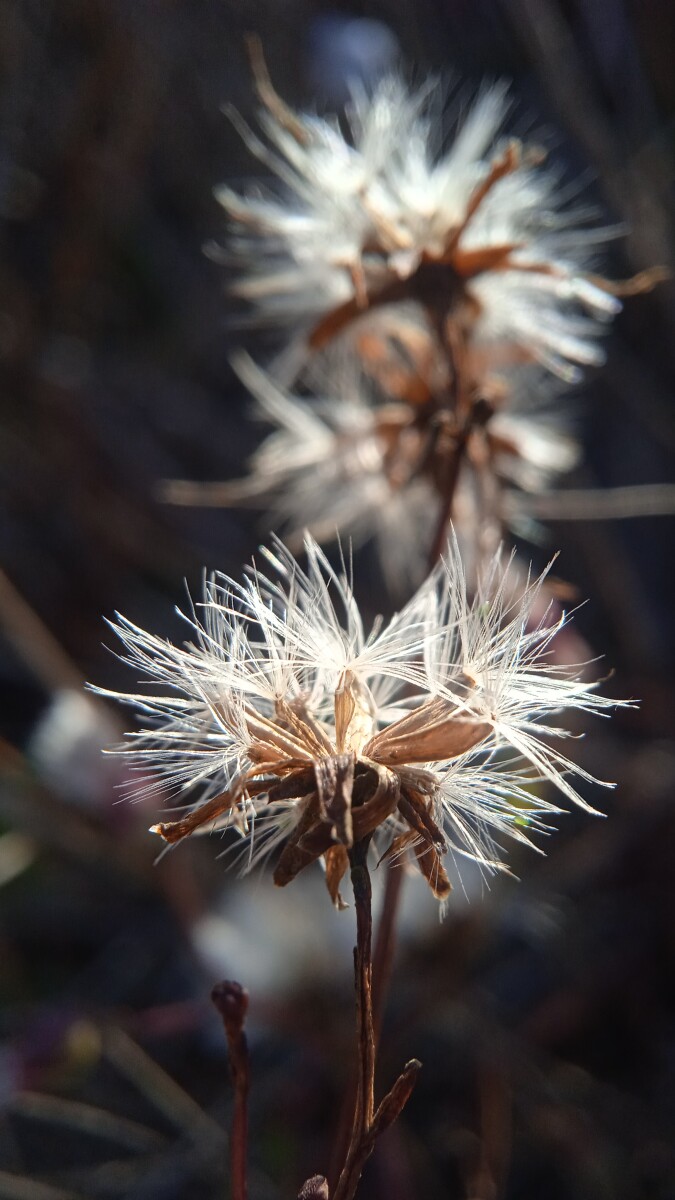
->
[211,981,250,1200]
[245,34,309,145]
[511,482,675,521]
[501,0,674,317]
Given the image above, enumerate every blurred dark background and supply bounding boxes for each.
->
[0,2,674,1197]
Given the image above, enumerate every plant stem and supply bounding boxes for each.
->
[332,839,375,1200]
[328,857,404,1188]
[331,842,421,1200]
[429,440,466,566]
[371,860,404,1047]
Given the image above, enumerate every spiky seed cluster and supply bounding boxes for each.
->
[189,352,580,583]
[218,71,622,384]
[164,66,639,579]
[98,536,620,906]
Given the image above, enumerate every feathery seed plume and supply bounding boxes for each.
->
[218,69,624,387]
[97,536,623,904]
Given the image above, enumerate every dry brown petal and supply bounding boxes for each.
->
[324,844,350,910]
[315,753,355,847]
[242,703,315,764]
[443,140,521,256]
[351,763,400,841]
[246,755,315,777]
[356,332,435,407]
[377,829,418,867]
[397,787,446,850]
[452,242,520,278]
[151,783,243,844]
[275,698,333,757]
[246,34,310,146]
[291,700,335,752]
[414,839,452,900]
[334,671,375,756]
[365,696,491,766]
[151,774,279,844]
[273,792,328,886]
[274,821,338,887]
[585,265,669,297]
[267,765,316,802]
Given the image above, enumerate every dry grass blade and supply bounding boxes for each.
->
[102,1028,224,1149]
[0,1171,84,1200]
[9,1092,166,1154]
[0,569,85,693]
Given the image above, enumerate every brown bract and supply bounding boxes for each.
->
[151,670,493,905]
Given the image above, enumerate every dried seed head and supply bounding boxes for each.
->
[95,534,626,901]
[219,69,623,387]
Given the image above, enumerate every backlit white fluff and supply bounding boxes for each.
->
[218,355,578,582]
[219,74,621,383]
[223,353,438,584]
[96,535,623,887]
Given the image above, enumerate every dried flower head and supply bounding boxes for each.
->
[98,535,622,905]
[218,66,626,387]
[163,353,578,588]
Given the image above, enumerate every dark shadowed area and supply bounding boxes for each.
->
[0,2,674,1198]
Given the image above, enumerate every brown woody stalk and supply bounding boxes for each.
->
[371,861,405,1048]
[328,318,470,1191]
[329,839,421,1200]
[211,980,250,1200]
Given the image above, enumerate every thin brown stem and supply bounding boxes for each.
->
[353,839,376,1129]
[371,861,404,1048]
[330,842,421,1200]
[328,861,400,1188]
[332,839,375,1200]
[211,981,250,1200]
